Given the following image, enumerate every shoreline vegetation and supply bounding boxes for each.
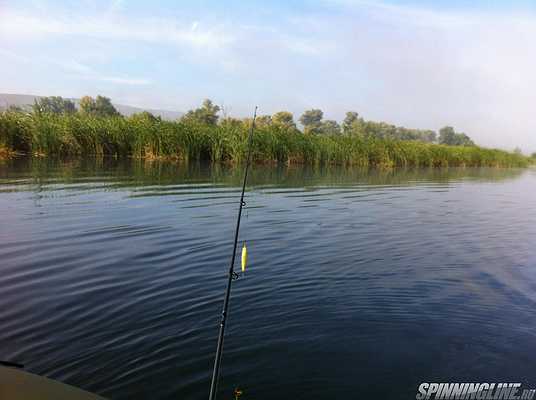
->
[0,96,530,168]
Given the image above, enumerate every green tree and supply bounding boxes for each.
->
[79,96,97,115]
[321,120,341,135]
[423,130,437,143]
[394,128,437,143]
[33,96,76,115]
[79,95,119,117]
[438,126,458,145]
[299,109,323,134]
[182,99,220,125]
[272,111,296,130]
[456,133,475,146]
[95,95,120,117]
[342,111,359,134]
[438,126,474,146]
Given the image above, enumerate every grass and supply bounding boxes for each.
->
[0,110,529,168]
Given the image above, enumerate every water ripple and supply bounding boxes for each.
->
[1,161,535,399]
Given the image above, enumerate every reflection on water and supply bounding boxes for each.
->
[0,156,527,186]
[1,158,536,400]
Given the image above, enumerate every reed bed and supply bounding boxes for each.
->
[0,111,528,168]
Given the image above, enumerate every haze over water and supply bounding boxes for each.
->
[1,159,536,399]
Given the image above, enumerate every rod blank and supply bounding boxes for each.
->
[208,107,258,400]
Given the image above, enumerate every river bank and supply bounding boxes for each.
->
[0,111,529,168]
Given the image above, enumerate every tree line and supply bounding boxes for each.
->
[1,96,528,167]
[28,95,475,147]
[31,95,120,118]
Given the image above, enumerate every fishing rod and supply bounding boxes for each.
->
[208,106,258,400]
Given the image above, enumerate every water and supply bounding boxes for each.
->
[1,158,536,399]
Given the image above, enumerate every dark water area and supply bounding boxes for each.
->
[1,158,536,399]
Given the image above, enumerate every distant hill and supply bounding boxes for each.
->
[0,93,183,121]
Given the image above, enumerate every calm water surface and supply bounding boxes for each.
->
[1,158,536,399]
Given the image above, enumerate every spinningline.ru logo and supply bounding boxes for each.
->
[416,383,535,400]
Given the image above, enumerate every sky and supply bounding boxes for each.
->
[1,0,536,152]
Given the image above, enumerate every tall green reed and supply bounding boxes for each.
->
[0,110,529,168]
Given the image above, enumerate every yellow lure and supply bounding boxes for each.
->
[241,242,247,273]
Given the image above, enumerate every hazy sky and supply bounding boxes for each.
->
[1,0,536,151]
